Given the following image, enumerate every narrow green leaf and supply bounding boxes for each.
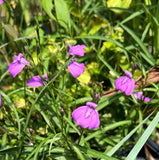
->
[75,35,124,48]
[119,5,156,25]
[120,24,155,66]
[1,91,21,136]
[63,116,81,135]
[126,112,159,160]
[54,0,70,30]
[0,147,19,155]
[24,56,74,133]
[98,54,119,78]
[68,96,92,107]
[26,134,53,160]
[3,24,19,38]
[0,70,9,83]
[42,0,56,21]
[107,111,153,156]
[141,23,151,42]
[86,147,118,160]
[72,145,85,160]
[85,120,131,141]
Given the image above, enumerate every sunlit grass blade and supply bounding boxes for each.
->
[0,91,21,136]
[85,120,131,141]
[120,24,155,66]
[125,111,159,160]
[64,116,81,135]
[72,145,85,160]
[78,145,118,160]
[98,54,119,78]
[23,56,74,132]
[119,4,157,25]
[0,70,9,83]
[25,134,53,160]
[106,111,153,156]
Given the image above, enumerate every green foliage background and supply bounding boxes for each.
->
[0,0,159,159]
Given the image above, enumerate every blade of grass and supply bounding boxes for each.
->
[16,57,74,159]
[120,24,155,66]
[72,145,85,160]
[125,111,159,160]
[119,4,157,25]
[85,120,131,141]
[24,56,74,132]
[98,54,119,78]
[0,91,21,137]
[107,111,153,156]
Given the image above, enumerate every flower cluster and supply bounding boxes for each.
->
[8,53,47,87]
[67,43,86,78]
[0,43,151,132]
[115,70,151,102]
[8,53,31,78]
[72,101,100,130]
[115,70,135,96]
[133,91,150,102]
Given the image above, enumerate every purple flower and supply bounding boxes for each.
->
[0,0,4,4]
[67,43,86,57]
[29,128,33,134]
[27,74,47,87]
[68,58,85,78]
[133,91,151,102]
[28,141,33,146]
[115,70,135,95]
[72,101,100,130]
[8,53,31,78]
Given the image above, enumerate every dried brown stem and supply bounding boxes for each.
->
[0,48,10,65]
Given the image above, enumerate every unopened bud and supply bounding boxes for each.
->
[60,108,64,114]
[29,128,33,134]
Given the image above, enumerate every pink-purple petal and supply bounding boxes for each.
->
[86,101,97,109]
[125,70,132,78]
[133,91,143,100]
[72,106,90,128]
[21,58,31,66]
[89,110,100,129]
[144,97,151,102]
[68,61,85,78]
[27,75,46,87]
[115,76,126,90]
[133,91,151,102]
[43,74,48,81]
[67,43,86,57]
[72,102,100,130]
[8,62,25,78]
[125,79,135,95]
[0,0,4,5]
[115,71,135,95]
[9,53,31,78]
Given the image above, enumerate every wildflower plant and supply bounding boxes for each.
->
[0,0,159,160]
[8,53,31,78]
[72,101,100,130]
[27,74,47,87]
[68,58,85,78]
[115,70,135,95]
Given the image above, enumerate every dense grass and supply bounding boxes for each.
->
[0,0,159,159]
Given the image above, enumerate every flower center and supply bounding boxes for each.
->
[122,77,129,85]
[85,107,93,118]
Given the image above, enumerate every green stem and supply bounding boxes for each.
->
[153,1,159,57]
